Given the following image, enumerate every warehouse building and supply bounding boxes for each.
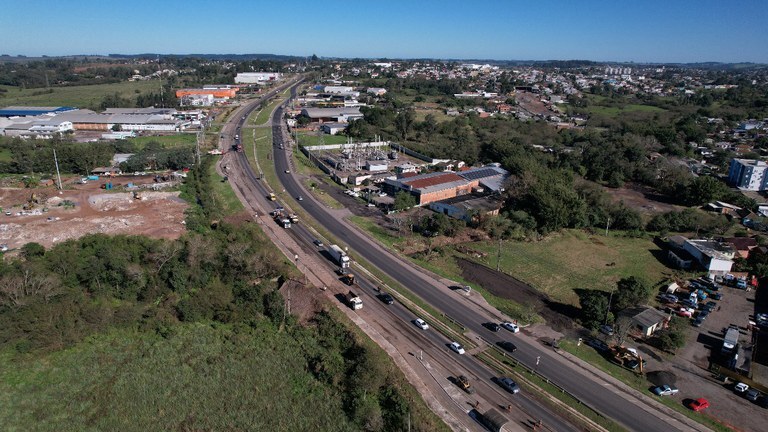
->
[54,109,186,132]
[175,88,238,99]
[301,107,363,123]
[0,106,77,118]
[235,72,282,84]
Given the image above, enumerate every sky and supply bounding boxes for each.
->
[1,0,766,63]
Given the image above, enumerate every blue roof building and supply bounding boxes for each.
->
[0,106,77,117]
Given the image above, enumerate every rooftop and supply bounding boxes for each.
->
[402,171,466,191]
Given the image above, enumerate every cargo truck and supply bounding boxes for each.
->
[328,244,350,268]
[722,326,739,352]
[346,291,363,310]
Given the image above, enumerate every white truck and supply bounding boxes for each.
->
[722,326,739,352]
[346,291,363,310]
[328,244,350,268]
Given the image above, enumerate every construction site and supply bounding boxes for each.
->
[0,174,187,251]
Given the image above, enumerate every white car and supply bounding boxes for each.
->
[285,170,291,174]
[449,342,465,355]
[413,318,429,330]
[735,382,750,394]
[501,322,520,333]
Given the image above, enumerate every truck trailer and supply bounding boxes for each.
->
[346,291,363,310]
[328,244,350,268]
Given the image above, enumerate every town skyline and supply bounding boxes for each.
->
[2,0,766,63]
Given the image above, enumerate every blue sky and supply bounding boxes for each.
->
[2,0,766,63]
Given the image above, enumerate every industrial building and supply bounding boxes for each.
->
[0,106,77,118]
[0,116,73,138]
[428,194,502,222]
[384,165,509,205]
[234,72,282,84]
[53,109,187,132]
[728,158,768,191]
[175,88,239,99]
[301,107,363,123]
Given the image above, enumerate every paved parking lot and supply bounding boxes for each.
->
[660,284,766,431]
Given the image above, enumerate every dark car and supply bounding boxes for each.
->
[497,341,518,353]
[697,310,710,320]
[710,292,722,300]
[483,322,501,332]
[586,338,609,352]
[626,359,647,370]
[378,293,394,305]
[692,317,704,327]
[496,377,520,394]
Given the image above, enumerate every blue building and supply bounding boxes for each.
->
[728,158,768,191]
[0,106,77,118]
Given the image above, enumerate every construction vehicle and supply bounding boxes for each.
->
[612,346,645,373]
[341,272,355,286]
[454,375,476,394]
[345,290,363,310]
[328,244,350,268]
[271,209,291,228]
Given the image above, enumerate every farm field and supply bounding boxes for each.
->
[0,80,166,108]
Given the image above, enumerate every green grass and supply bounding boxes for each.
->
[296,133,349,147]
[560,340,732,432]
[466,230,673,305]
[0,148,12,163]
[207,159,244,216]
[129,133,196,149]
[0,80,166,108]
[0,325,359,432]
[587,104,666,117]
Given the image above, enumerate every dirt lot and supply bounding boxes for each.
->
[0,176,187,250]
[602,183,684,216]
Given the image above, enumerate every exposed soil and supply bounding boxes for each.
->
[0,175,187,250]
[456,257,577,334]
[602,183,684,216]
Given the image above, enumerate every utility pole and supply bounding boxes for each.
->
[52,149,63,191]
[605,216,611,237]
[605,289,614,325]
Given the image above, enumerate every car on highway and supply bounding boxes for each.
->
[413,318,429,330]
[501,322,520,333]
[651,385,679,396]
[449,342,465,355]
[483,322,501,332]
[496,377,520,394]
[313,239,324,247]
[297,196,303,201]
[497,341,518,353]
[284,170,290,174]
[378,293,394,305]
[687,398,710,411]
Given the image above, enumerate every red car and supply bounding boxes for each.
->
[688,398,710,411]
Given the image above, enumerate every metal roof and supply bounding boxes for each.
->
[0,106,76,117]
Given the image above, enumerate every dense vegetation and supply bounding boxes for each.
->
[0,156,442,431]
[0,136,194,175]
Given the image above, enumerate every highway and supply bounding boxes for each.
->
[224,79,703,432]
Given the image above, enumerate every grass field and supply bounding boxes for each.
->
[207,158,244,216]
[0,325,359,432]
[0,148,12,163]
[467,230,673,305]
[588,104,666,117]
[0,80,166,109]
[129,133,196,149]
[296,132,349,147]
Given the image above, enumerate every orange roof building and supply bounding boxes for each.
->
[175,88,239,99]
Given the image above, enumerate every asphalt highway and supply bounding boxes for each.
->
[227,79,696,432]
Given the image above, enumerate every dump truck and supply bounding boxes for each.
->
[346,290,362,310]
[723,326,739,352]
[328,244,350,268]
[341,272,355,286]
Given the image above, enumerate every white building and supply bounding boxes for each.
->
[180,94,214,107]
[234,72,282,84]
[323,86,355,94]
[728,158,768,191]
[367,87,387,96]
[682,239,735,276]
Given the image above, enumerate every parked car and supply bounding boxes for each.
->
[692,317,704,327]
[734,382,750,394]
[687,398,710,411]
[378,293,394,305]
[599,324,614,336]
[697,310,710,320]
[585,338,609,352]
[496,377,520,394]
[652,385,679,396]
[413,318,429,330]
[709,292,722,300]
[626,359,647,370]
[449,342,465,355]
[659,294,678,303]
[746,389,761,402]
[501,321,520,333]
[483,322,501,332]
[497,341,518,353]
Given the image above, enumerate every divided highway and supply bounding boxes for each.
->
[226,79,706,432]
